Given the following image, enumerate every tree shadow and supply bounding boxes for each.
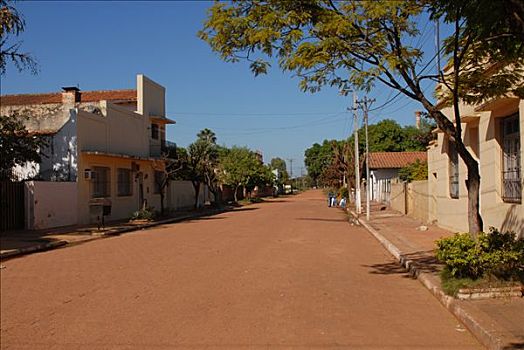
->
[500,204,524,238]
[363,250,443,277]
[502,342,524,350]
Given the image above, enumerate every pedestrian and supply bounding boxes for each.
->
[339,197,346,209]
[328,192,333,207]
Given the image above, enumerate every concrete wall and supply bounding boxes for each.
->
[25,181,78,229]
[166,181,212,210]
[428,98,524,235]
[390,180,431,224]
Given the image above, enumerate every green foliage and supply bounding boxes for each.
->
[0,112,46,179]
[130,207,156,221]
[0,0,38,75]
[219,146,274,201]
[270,157,289,184]
[304,140,335,186]
[398,160,428,182]
[436,229,524,280]
[338,186,349,199]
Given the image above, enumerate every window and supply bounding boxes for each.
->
[117,168,132,196]
[151,124,159,140]
[92,166,110,198]
[449,140,459,199]
[154,171,164,194]
[502,113,521,203]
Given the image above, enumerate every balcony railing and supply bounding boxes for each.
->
[150,140,177,158]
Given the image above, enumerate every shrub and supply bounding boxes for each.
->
[398,159,428,182]
[436,228,524,280]
[338,186,349,199]
[131,207,156,221]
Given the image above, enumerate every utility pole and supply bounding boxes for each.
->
[287,158,293,192]
[352,91,361,214]
[357,96,375,221]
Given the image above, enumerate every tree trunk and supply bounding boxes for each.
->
[462,150,484,236]
[192,181,200,209]
[234,184,240,203]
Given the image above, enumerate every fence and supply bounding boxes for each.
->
[0,181,25,231]
[390,180,433,224]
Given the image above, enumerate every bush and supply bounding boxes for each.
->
[131,207,156,221]
[338,186,349,199]
[398,159,428,182]
[436,228,524,280]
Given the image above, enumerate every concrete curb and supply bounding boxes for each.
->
[349,210,507,350]
[0,240,68,260]
[1,208,227,261]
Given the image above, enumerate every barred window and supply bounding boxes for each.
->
[93,166,110,198]
[117,168,132,196]
[449,140,459,199]
[502,113,521,203]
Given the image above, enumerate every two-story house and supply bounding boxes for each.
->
[0,74,174,228]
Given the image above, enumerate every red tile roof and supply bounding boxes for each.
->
[0,89,137,106]
[369,152,427,169]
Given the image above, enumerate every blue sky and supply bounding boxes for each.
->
[2,1,441,176]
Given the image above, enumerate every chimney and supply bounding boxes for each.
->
[415,111,422,129]
[62,86,81,105]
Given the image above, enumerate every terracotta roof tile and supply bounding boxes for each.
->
[369,152,427,169]
[1,89,137,106]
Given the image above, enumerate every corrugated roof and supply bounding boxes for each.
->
[0,89,137,106]
[369,152,427,169]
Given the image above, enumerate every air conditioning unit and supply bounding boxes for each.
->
[84,169,96,180]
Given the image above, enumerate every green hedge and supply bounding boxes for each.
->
[435,228,524,280]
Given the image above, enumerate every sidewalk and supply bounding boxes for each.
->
[350,202,524,350]
[0,207,226,260]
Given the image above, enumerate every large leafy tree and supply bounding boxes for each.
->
[0,113,45,180]
[200,0,523,235]
[0,0,37,75]
[220,146,273,202]
[304,140,335,186]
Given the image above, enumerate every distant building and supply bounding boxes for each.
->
[369,152,427,203]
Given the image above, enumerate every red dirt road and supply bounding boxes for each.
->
[1,190,481,349]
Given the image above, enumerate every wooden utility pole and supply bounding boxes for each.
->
[357,97,375,221]
[352,91,361,214]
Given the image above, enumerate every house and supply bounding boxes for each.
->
[0,74,175,229]
[369,151,427,203]
[427,97,523,235]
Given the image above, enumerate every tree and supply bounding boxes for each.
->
[399,159,429,182]
[270,157,289,185]
[304,140,334,186]
[219,146,272,202]
[200,0,523,235]
[0,0,37,75]
[0,112,45,180]
[152,144,187,216]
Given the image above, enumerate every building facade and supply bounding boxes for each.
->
[427,97,523,235]
[1,74,175,228]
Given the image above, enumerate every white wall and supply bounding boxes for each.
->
[25,181,78,229]
[167,181,212,210]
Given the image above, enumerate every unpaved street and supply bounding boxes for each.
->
[1,190,481,349]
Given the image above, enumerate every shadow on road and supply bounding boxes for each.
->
[296,217,348,223]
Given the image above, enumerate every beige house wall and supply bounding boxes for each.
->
[77,154,163,225]
[428,98,523,236]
